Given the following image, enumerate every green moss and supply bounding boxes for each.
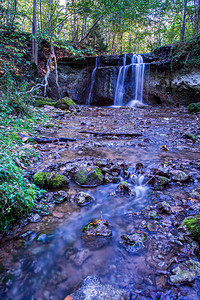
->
[33,172,49,186]
[94,168,102,180]
[34,100,57,107]
[121,181,129,185]
[188,103,200,114]
[55,97,76,110]
[33,172,69,188]
[75,169,87,185]
[48,174,69,188]
[182,215,200,242]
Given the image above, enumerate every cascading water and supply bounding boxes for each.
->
[114,54,145,106]
[87,57,100,106]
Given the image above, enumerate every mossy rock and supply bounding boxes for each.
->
[34,97,57,108]
[182,215,200,242]
[188,103,200,113]
[55,97,76,110]
[72,167,103,187]
[33,172,69,188]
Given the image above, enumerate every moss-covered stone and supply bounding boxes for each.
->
[33,172,69,188]
[182,215,200,242]
[34,97,57,107]
[117,181,131,194]
[188,103,200,113]
[72,167,103,186]
[33,172,49,186]
[55,97,76,110]
[48,174,69,188]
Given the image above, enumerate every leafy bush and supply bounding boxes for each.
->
[0,73,47,232]
[0,152,36,231]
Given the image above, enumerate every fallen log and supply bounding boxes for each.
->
[33,137,76,143]
[79,131,142,137]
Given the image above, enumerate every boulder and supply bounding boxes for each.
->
[33,172,69,188]
[72,167,103,187]
[55,97,76,110]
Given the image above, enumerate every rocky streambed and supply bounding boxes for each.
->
[0,104,200,299]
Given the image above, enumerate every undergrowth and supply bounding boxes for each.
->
[0,74,46,232]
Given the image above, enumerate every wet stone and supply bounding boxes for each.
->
[70,249,92,267]
[149,175,170,189]
[82,219,112,237]
[51,190,71,204]
[74,191,94,206]
[120,233,147,253]
[157,201,172,214]
[65,275,127,300]
[170,260,200,284]
[170,170,189,182]
[117,181,131,194]
[72,166,103,187]
[28,213,41,223]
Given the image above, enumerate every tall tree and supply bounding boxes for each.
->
[32,0,38,66]
[181,0,188,41]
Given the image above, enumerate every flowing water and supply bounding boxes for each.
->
[87,57,100,106]
[1,91,200,299]
[114,54,145,107]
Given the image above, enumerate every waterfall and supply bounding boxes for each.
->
[87,57,100,106]
[114,54,145,106]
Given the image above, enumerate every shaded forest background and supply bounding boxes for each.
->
[1,0,200,58]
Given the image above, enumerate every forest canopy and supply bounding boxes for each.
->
[0,0,200,54]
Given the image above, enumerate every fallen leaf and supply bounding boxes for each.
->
[162,145,168,151]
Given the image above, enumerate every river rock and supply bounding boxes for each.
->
[117,181,131,194]
[51,190,71,204]
[120,233,147,253]
[170,170,189,182]
[72,167,103,186]
[55,97,75,110]
[74,192,94,206]
[82,219,112,237]
[104,173,120,183]
[157,201,172,214]
[149,175,170,189]
[64,275,126,300]
[170,260,200,284]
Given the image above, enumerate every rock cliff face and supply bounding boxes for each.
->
[49,54,200,106]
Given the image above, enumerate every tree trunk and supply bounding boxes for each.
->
[180,0,188,41]
[32,0,38,66]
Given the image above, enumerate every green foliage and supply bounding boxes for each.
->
[182,216,200,242]
[0,75,32,115]
[0,72,48,232]
[188,103,200,113]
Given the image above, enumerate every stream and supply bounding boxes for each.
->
[0,105,200,299]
